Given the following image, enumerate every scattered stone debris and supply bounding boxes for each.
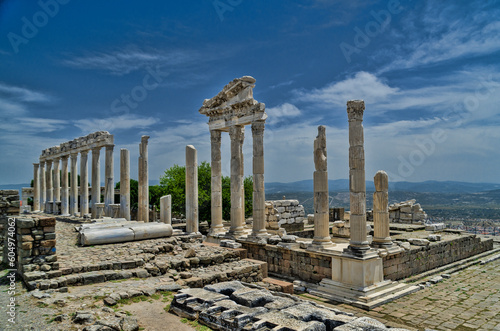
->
[389,199,427,224]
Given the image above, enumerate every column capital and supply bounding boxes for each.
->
[46,159,53,165]
[92,146,101,153]
[106,144,115,151]
[141,135,150,144]
[53,156,61,161]
[374,170,388,191]
[81,149,89,156]
[347,100,365,121]
[251,120,265,136]
[210,130,222,144]
[70,151,78,157]
[61,155,69,161]
[33,163,39,167]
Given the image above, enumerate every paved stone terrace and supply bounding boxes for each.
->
[305,257,500,331]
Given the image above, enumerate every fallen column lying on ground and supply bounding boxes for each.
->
[79,222,173,246]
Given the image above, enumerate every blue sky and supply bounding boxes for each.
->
[0,0,499,185]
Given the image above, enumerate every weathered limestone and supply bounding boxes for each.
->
[91,147,101,218]
[70,153,78,216]
[372,171,392,247]
[60,155,69,216]
[160,195,172,224]
[229,125,245,237]
[389,199,428,224]
[80,222,173,246]
[80,150,89,216]
[186,145,199,234]
[39,161,46,211]
[33,163,40,212]
[209,130,224,235]
[120,149,131,221]
[251,121,268,238]
[53,157,60,206]
[138,136,149,222]
[200,76,268,239]
[311,126,333,248]
[104,145,114,216]
[345,100,371,256]
[45,160,53,212]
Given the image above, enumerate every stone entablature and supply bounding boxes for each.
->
[40,131,114,161]
[199,76,267,131]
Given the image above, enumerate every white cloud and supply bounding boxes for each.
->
[294,72,398,108]
[73,114,159,132]
[0,82,52,103]
[266,103,302,125]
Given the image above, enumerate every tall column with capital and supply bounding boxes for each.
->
[80,150,89,216]
[120,148,131,221]
[91,147,101,218]
[104,145,114,216]
[209,130,224,235]
[61,155,69,215]
[40,161,46,211]
[251,121,268,237]
[373,170,393,247]
[70,153,78,216]
[53,157,60,205]
[311,125,333,247]
[228,125,245,236]
[33,163,40,212]
[45,160,53,211]
[346,100,371,255]
[138,136,149,222]
[185,145,199,234]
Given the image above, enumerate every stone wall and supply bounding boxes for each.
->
[16,216,58,288]
[383,235,493,280]
[265,200,306,232]
[389,199,427,224]
[240,241,332,283]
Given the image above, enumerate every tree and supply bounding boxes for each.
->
[160,161,253,222]
[115,179,138,210]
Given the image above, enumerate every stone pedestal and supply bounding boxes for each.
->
[228,126,245,237]
[39,161,46,211]
[120,149,131,221]
[251,121,268,238]
[104,145,114,216]
[160,195,171,224]
[209,130,225,235]
[45,160,53,212]
[33,163,40,212]
[70,153,78,216]
[91,148,101,218]
[138,136,149,222]
[60,156,69,216]
[311,126,333,248]
[185,145,199,234]
[80,150,89,216]
[344,100,371,257]
[373,171,392,248]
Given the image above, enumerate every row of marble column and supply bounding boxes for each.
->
[32,145,127,219]
[206,120,267,238]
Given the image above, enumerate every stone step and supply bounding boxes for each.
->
[26,259,268,291]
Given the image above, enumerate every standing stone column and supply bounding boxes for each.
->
[373,170,392,247]
[138,136,149,222]
[80,150,89,216]
[120,149,131,221]
[251,121,268,237]
[61,155,69,216]
[160,195,172,225]
[186,145,199,234]
[228,126,245,236]
[104,145,114,216]
[33,163,40,212]
[40,161,46,211]
[346,100,371,255]
[53,157,61,204]
[312,126,333,247]
[70,153,78,216]
[209,130,224,235]
[45,160,53,212]
[91,147,101,218]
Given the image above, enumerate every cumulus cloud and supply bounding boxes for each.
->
[73,114,159,132]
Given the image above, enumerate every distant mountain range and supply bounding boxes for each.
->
[3,180,500,196]
[265,180,500,194]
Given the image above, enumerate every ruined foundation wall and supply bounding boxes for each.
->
[240,242,332,283]
[384,235,493,280]
[1,189,20,263]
